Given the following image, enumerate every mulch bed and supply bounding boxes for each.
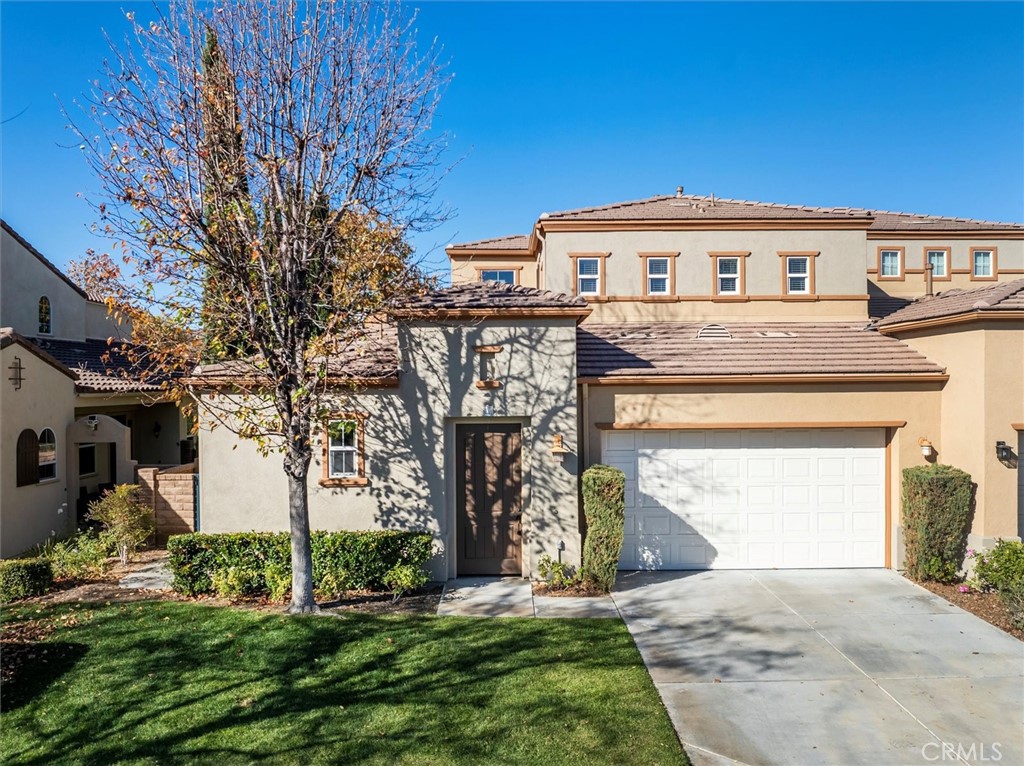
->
[532,582,606,598]
[914,579,1023,641]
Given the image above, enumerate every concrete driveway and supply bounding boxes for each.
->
[612,569,1023,766]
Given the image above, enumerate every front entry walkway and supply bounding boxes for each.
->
[437,577,618,618]
[612,569,1022,766]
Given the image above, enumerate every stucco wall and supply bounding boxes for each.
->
[867,236,1023,299]
[0,344,77,557]
[199,317,581,580]
[449,256,540,288]
[893,321,1024,539]
[543,229,869,319]
[582,381,945,568]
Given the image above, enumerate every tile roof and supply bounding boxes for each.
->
[1,219,99,301]
[539,194,1023,231]
[577,322,945,379]
[447,234,531,251]
[872,278,1024,328]
[192,324,400,385]
[27,336,164,393]
[868,294,912,320]
[1,327,78,380]
[399,281,587,311]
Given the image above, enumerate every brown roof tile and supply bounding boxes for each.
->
[400,282,587,311]
[578,322,945,378]
[447,234,531,251]
[539,194,1023,231]
[27,336,164,393]
[868,294,912,320]
[872,278,1024,328]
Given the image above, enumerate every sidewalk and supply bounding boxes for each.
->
[436,576,619,618]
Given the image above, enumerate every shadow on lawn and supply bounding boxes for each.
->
[2,604,684,766]
[1,642,89,712]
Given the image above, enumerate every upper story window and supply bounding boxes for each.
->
[878,248,903,280]
[37,428,57,481]
[321,415,368,487]
[971,248,996,280]
[38,296,52,335]
[576,258,601,295]
[785,256,810,294]
[646,257,670,295]
[480,269,516,285]
[925,248,949,279]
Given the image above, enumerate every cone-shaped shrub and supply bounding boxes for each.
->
[901,464,973,582]
[581,464,626,592]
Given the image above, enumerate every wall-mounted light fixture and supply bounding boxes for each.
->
[86,415,99,432]
[153,421,163,439]
[551,434,571,460]
[918,437,934,458]
[995,440,1012,461]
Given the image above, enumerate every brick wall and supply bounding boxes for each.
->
[137,463,196,545]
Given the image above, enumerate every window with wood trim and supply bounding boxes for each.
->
[16,429,39,486]
[321,416,367,487]
[717,257,740,295]
[38,428,57,481]
[645,257,670,295]
[480,269,516,285]
[878,248,903,279]
[38,296,51,335]
[924,248,949,279]
[971,248,997,280]
[576,258,601,295]
[785,256,810,294]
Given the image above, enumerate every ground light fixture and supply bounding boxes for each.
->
[918,437,934,458]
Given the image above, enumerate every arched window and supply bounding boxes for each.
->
[38,296,52,335]
[16,429,39,486]
[38,428,57,481]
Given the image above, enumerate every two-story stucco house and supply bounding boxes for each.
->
[194,192,1023,581]
[0,220,192,557]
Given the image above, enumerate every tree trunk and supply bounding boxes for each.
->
[286,457,319,614]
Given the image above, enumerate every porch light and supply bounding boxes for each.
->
[918,438,934,458]
[550,434,571,459]
[995,441,1012,461]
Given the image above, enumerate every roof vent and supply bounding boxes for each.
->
[757,331,798,338]
[696,324,731,340]
[676,185,684,198]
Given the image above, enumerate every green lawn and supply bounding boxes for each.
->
[1,601,688,766]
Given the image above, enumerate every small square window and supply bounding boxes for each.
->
[576,258,600,295]
[973,250,993,278]
[786,257,809,294]
[646,257,670,295]
[480,270,516,285]
[880,249,902,278]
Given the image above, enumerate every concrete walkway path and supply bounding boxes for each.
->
[612,569,1023,766]
[437,576,618,618]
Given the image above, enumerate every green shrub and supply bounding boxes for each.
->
[383,564,428,601]
[39,531,116,580]
[537,554,578,589]
[580,464,626,593]
[88,484,154,564]
[167,530,433,598]
[998,579,1024,630]
[972,539,1024,592]
[901,464,973,583]
[0,558,53,602]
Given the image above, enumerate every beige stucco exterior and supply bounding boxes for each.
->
[449,255,540,288]
[867,235,1024,299]
[886,320,1024,542]
[199,317,582,580]
[0,343,77,557]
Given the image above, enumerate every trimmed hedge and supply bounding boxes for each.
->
[0,558,53,602]
[167,530,433,598]
[581,464,626,593]
[901,464,973,583]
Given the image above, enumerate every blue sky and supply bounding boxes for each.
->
[2,1,1022,278]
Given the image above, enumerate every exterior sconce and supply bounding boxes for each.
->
[550,434,571,460]
[153,421,163,439]
[995,441,1012,461]
[86,415,99,431]
[918,438,934,458]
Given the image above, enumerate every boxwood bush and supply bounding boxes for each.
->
[0,558,53,602]
[972,540,1024,628]
[901,464,973,583]
[581,464,626,593]
[167,530,433,599]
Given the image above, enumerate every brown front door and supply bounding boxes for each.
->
[456,423,523,576]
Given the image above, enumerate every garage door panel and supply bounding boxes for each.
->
[605,431,636,452]
[614,429,886,570]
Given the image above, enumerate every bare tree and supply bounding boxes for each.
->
[70,0,448,612]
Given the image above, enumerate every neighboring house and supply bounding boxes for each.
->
[0,220,191,558]
[192,192,1023,581]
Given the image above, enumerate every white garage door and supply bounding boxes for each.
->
[603,428,887,570]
